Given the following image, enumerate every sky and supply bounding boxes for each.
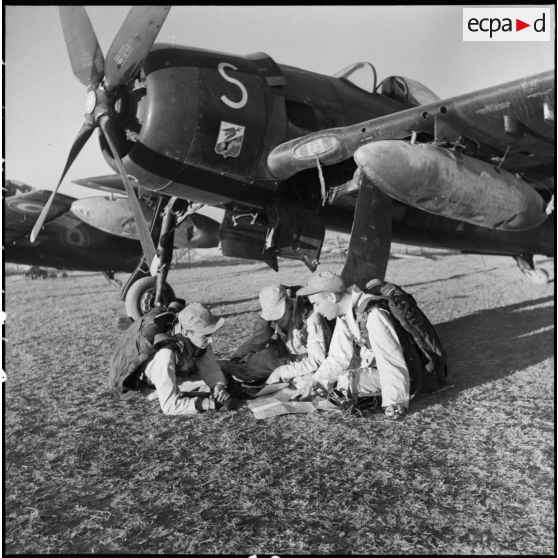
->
[5,4,555,199]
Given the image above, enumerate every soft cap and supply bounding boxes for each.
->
[177,302,225,334]
[297,271,346,297]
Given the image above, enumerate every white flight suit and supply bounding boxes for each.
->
[142,343,224,416]
[270,311,330,380]
[312,288,410,409]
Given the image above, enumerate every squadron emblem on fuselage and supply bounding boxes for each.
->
[215,121,245,158]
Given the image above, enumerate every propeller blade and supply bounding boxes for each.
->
[59,7,105,86]
[99,116,157,263]
[30,121,95,242]
[104,6,171,89]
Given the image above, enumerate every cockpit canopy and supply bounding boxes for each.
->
[335,61,440,107]
[377,75,440,107]
[334,62,378,94]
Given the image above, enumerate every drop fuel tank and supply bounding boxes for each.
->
[354,140,549,231]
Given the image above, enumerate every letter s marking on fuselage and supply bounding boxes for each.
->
[218,62,248,109]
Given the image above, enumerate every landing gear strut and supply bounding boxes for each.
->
[341,168,392,288]
[514,253,550,285]
[120,196,190,320]
[153,197,190,307]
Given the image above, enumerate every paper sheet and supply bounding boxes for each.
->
[150,380,340,416]
[246,394,316,419]
[245,384,343,419]
[254,383,290,397]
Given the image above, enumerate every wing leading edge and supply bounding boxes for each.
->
[268,70,554,186]
[268,70,554,231]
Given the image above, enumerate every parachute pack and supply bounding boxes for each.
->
[354,279,447,399]
[108,306,180,392]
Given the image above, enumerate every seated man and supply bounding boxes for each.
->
[142,302,235,415]
[222,284,330,384]
[292,271,410,420]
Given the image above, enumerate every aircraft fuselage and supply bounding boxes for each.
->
[99,44,553,260]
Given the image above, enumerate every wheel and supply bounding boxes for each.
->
[124,276,176,320]
[525,268,550,286]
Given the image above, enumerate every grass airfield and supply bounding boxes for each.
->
[4,247,554,554]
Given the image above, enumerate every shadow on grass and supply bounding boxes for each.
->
[46,287,123,299]
[227,265,276,276]
[224,258,347,277]
[390,250,458,261]
[405,257,553,290]
[420,295,554,406]
[173,258,255,270]
[211,296,258,307]
[403,266,501,288]
[220,309,259,319]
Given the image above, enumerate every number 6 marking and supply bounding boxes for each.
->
[218,62,248,109]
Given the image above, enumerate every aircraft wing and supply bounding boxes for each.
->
[269,70,554,188]
[73,176,227,224]
[268,70,554,231]
[406,71,554,185]
[70,196,222,249]
[4,179,35,197]
[71,175,226,248]
[4,190,75,243]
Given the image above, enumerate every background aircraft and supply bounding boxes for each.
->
[5,178,221,304]
[4,179,140,284]
[29,6,554,317]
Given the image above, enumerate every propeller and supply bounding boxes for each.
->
[30,121,95,242]
[30,5,171,257]
[59,6,105,86]
[104,6,171,88]
[99,116,156,262]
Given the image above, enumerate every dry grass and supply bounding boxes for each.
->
[4,249,554,554]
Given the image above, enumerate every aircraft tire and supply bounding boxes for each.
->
[125,276,176,320]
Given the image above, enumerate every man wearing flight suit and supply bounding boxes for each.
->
[291,271,411,420]
[223,284,330,385]
[142,302,235,415]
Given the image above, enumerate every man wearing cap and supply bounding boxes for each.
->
[292,271,410,420]
[141,302,234,415]
[222,284,330,384]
